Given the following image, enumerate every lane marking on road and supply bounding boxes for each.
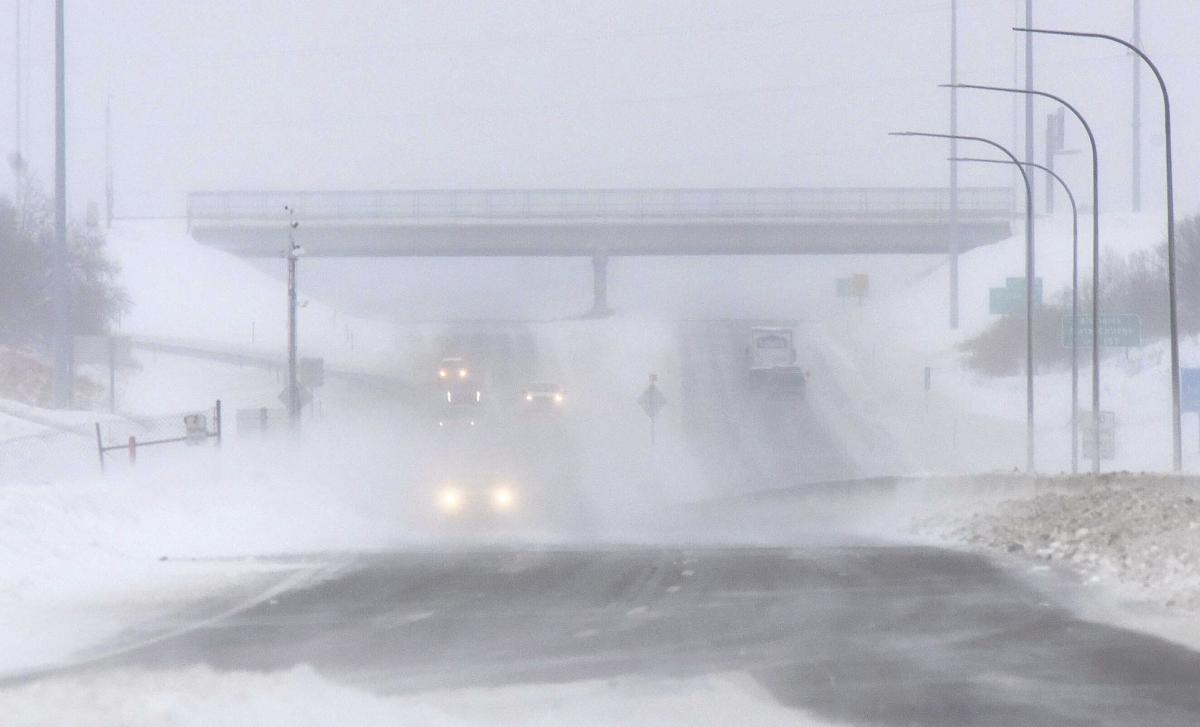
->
[371,610,437,630]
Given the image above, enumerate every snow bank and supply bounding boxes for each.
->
[0,666,840,727]
[915,474,1200,613]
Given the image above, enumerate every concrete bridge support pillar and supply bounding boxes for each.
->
[588,249,612,317]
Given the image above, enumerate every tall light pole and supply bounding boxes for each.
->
[52,0,72,408]
[284,206,301,425]
[1015,26,1181,472]
[12,0,21,206]
[948,0,960,329]
[946,82,1101,475]
[952,155,1082,474]
[1023,0,1034,208]
[892,131,1036,472]
[1131,0,1142,213]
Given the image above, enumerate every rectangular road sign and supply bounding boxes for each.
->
[836,274,869,298]
[299,357,325,388]
[988,277,1043,315]
[1182,369,1200,412]
[1061,314,1142,348]
[74,334,132,366]
[851,273,869,297]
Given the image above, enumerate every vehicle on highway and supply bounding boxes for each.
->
[436,356,471,383]
[522,381,565,410]
[747,326,799,389]
[432,478,520,522]
[767,365,808,398]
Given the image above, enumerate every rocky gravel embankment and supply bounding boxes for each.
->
[918,474,1200,611]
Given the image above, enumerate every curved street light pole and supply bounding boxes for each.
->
[945,82,1101,475]
[891,131,1036,472]
[1015,27,1180,471]
[951,156,1080,474]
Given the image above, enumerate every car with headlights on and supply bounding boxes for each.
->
[433,479,520,524]
[436,357,472,384]
[522,381,565,411]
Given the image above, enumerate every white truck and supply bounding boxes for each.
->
[747,326,806,396]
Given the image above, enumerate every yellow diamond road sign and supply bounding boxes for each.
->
[638,385,667,419]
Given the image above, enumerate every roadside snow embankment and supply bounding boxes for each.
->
[920,475,1200,612]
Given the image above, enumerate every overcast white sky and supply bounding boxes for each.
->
[4,1,1200,222]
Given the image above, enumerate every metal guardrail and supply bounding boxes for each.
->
[188,187,1013,225]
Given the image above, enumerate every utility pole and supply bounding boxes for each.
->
[105,100,113,228]
[285,206,301,425]
[948,0,959,330]
[52,0,72,408]
[1131,0,1142,212]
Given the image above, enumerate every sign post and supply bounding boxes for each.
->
[1080,410,1116,462]
[637,374,667,446]
[299,357,325,388]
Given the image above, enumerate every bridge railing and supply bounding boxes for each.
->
[188,187,1013,226]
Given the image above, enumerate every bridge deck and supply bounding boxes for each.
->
[187,187,1013,257]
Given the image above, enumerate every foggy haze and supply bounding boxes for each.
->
[5,0,1200,221]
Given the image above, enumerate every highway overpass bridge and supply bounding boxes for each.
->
[187,187,1012,314]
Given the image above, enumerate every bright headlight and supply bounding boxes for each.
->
[525,393,534,401]
[491,485,516,511]
[458,368,468,378]
[438,369,448,379]
[437,487,464,513]
[553,393,564,404]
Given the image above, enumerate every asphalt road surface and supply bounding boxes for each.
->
[49,544,1200,726]
[679,319,905,493]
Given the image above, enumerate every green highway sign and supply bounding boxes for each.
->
[1061,314,1142,348]
[988,277,1043,315]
